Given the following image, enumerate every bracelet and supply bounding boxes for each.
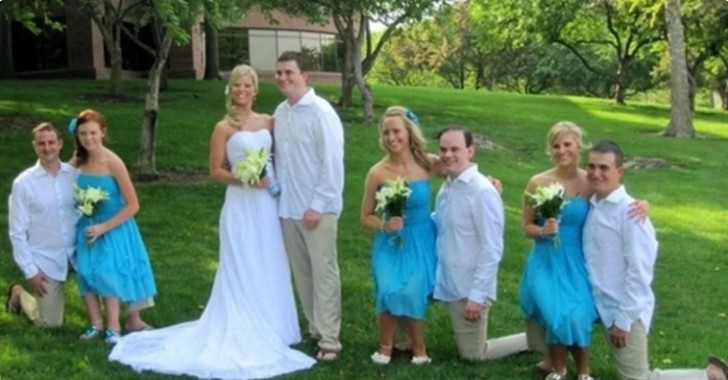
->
[538,226,545,239]
[380,218,387,232]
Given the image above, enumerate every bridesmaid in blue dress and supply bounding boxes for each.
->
[360,106,438,365]
[519,122,648,380]
[70,109,157,344]
[519,122,597,380]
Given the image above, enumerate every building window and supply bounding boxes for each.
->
[11,18,67,72]
[242,28,341,73]
[218,27,249,70]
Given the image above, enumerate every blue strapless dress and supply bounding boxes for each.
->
[519,197,597,347]
[75,173,157,303]
[371,179,437,320]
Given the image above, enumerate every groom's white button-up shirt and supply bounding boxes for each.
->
[273,88,344,219]
[583,185,658,332]
[433,165,504,306]
[8,161,79,282]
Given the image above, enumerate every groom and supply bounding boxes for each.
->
[433,126,528,361]
[583,140,727,380]
[272,51,345,360]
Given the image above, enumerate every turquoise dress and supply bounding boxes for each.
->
[75,173,157,303]
[371,179,437,320]
[519,197,597,347]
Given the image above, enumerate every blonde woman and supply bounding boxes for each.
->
[360,106,439,365]
[519,122,647,380]
[109,65,315,379]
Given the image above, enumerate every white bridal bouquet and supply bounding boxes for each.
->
[375,177,412,247]
[525,182,568,247]
[233,148,269,186]
[74,184,110,247]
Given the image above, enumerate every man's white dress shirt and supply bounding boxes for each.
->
[583,185,658,332]
[433,165,504,305]
[273,88,344,219]
[8,161,79,282]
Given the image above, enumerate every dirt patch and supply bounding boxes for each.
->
[133,167,209,184]
[0,115,45,132]
[624,157,674,170]
[78,92,144,104]
[473,133,504,150]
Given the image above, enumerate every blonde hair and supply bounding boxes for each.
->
[545,121,588,157]
[378,106,431,172]
[225,64,259,128]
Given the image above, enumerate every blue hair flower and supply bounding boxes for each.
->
[67,117,78,134]
[405,108,419,125]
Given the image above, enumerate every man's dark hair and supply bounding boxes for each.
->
[590,140,624,167]
[277,51,310,72]
[437,125,473,147]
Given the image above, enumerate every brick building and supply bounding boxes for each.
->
[5,3,342,83]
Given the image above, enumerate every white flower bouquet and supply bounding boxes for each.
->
[525,182,568,247]
[233,148,269,186]
[74,184,110,247]
[375,177,412,247]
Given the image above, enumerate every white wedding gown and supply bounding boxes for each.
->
[109,129,315,379]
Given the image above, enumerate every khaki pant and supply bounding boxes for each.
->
[526,319,549,355]
[445,299,528,361]
[18,280,64,328]
[604,321,708,380]
[281,215,342,352]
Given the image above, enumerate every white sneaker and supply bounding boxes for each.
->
[370,351,391,365]
[411,356,432,365]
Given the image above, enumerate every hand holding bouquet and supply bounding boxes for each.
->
[375,177,412,247]
[525,182,568,247]
[233,148,269,185]
[74,184,110,247]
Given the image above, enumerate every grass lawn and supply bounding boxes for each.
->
[1,80,727,380]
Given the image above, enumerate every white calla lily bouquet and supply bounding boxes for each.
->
[375,177,412,247]
[525,182,568,247]
[233,148,269,186]
[74,184,110,247]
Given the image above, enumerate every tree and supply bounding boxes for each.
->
[203,21,221,79]
[68,0,149,96]
[0,0,64,79]
[276,0,439,122]
[664,0,694,137]
[527,0,664,104]
[133,0,250,178]
[680,0,728,111]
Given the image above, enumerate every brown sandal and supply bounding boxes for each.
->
[316,349,339,362]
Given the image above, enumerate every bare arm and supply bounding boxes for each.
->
[360,167,385,231]
[208,122,239,185]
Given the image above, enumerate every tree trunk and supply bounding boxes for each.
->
[663,0,695,137]
[614,62,628,105]
[687,72,696,112]
[340,46,355,108]
[0,15,15,79]
[717,80,728,111]
[136,32,173,180]
[351,38,373,122]
[203,22,221,80]
[109,25,123,96]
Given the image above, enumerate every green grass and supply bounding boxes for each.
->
[1,80,727,379]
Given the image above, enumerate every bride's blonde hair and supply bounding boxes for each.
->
[224,65,259,128]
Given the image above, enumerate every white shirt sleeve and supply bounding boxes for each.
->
[467,187,504,305]
[8,181,39,279]
[615,216,657,331]
[310,110,344,213]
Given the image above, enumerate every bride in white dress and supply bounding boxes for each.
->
[109,65,315,379]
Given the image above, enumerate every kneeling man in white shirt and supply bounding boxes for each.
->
[433,126,528,361]
[583,140,726,380]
